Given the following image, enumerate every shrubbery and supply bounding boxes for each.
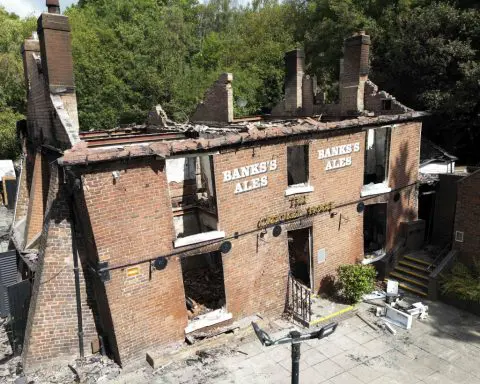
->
[441,261,480,302]
[336,264,376,304]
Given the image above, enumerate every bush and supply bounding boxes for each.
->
[336,264,376,304]
[441,261,480,302]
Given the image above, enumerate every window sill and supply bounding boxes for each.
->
[360,183,391,197]
[185,308,233,334]
[285,185,314,196]
[173,230,225,248]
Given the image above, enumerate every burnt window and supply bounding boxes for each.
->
[166,155,223,247]
[287,145,309,187]
[364,203,387,254]
[364,128,391,185]
[382,99,392,111]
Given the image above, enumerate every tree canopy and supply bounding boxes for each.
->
[0,0,478,162]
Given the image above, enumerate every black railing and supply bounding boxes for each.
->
[287,273,311,325]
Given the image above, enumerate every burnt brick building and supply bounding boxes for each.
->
[12,2,425,369]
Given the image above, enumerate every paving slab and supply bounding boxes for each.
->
[327,370,364,384]
[105,297,480,384]
[348,362,384,383]
[311,358,345,381]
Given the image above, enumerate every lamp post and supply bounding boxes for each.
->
[252,322,338,384]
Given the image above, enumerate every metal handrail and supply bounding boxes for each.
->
[426,242,452,273]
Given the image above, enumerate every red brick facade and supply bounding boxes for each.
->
[22,165,96,367]
[63,120,421,365]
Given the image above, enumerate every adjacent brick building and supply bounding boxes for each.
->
[453,169,480,266]
[12,4,424,370]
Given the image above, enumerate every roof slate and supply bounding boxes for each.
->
[59,111,427,166]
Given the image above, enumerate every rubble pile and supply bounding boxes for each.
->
[19,355,121,384]
[184,267,225,319]
[0,319,120,384]
[0,206,13,252]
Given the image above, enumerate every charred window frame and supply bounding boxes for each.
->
[363,127,391,186]
[287,145,309,187]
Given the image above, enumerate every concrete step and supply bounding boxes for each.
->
[403,255,432,267]
[389,271,429,289]
[398,260,429,272]
[398,282,428,297]
[394,266,429,281]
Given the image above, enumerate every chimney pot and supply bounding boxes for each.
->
[37,12,74,92]
[46,0,60,14]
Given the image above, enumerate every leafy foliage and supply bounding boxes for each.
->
[0,0,478,163]
[336,264,376,304]
[0,7,35,159]
[0,109,22,159]
[441,261,480,302]
[67,0,294,129]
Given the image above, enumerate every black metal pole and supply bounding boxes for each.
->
[290,331,301,384]
[71,206,85,358]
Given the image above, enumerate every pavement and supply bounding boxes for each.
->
[128,296,480,384]
[3,295,480,384]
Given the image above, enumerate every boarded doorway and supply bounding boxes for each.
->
[287,227,312,288]
[181,252,230,333]
[364,203,387,254]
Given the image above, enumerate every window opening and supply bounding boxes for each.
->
[288,227,312,288]
[363,203,387,254]
[167,156,221,245]
[381,99,392,111]
[364,128,390,185]
[287,145,309,187]
[181,251,227,324]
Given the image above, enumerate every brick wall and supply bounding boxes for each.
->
[37,13,75,92]
[340,33,370,114]
[80,159,187,365]
[364,80,411,115]
[23,164,97,370]
[24,152,45,246]
[453,171,480,266]
[214,130,366,307]
[191,73,233,123]
[64,120,421,364]
[383,122,421,249]
[14,156,30,222]
[431,174,461,246]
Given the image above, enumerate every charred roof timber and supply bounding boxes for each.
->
[46,0,60,14]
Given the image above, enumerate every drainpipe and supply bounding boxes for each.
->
[67,170,85,358]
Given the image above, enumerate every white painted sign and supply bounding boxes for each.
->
[222,160,278,194]
[318,142,360,171]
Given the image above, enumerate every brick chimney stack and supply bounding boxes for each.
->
[284,49,305,114]
[340,31,371,115]
[46,0,60,14]
[37,1,75,93]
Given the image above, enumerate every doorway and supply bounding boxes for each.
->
[287,227,312,288]
[363,203,387,254]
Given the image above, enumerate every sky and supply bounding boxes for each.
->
[0,0,78,18]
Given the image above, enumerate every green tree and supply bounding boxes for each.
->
[0,7,35,159]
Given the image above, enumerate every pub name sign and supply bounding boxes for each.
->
[318,142,360,171]
[222,160,278,194]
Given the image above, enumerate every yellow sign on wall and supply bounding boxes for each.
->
[126,266,140,277]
